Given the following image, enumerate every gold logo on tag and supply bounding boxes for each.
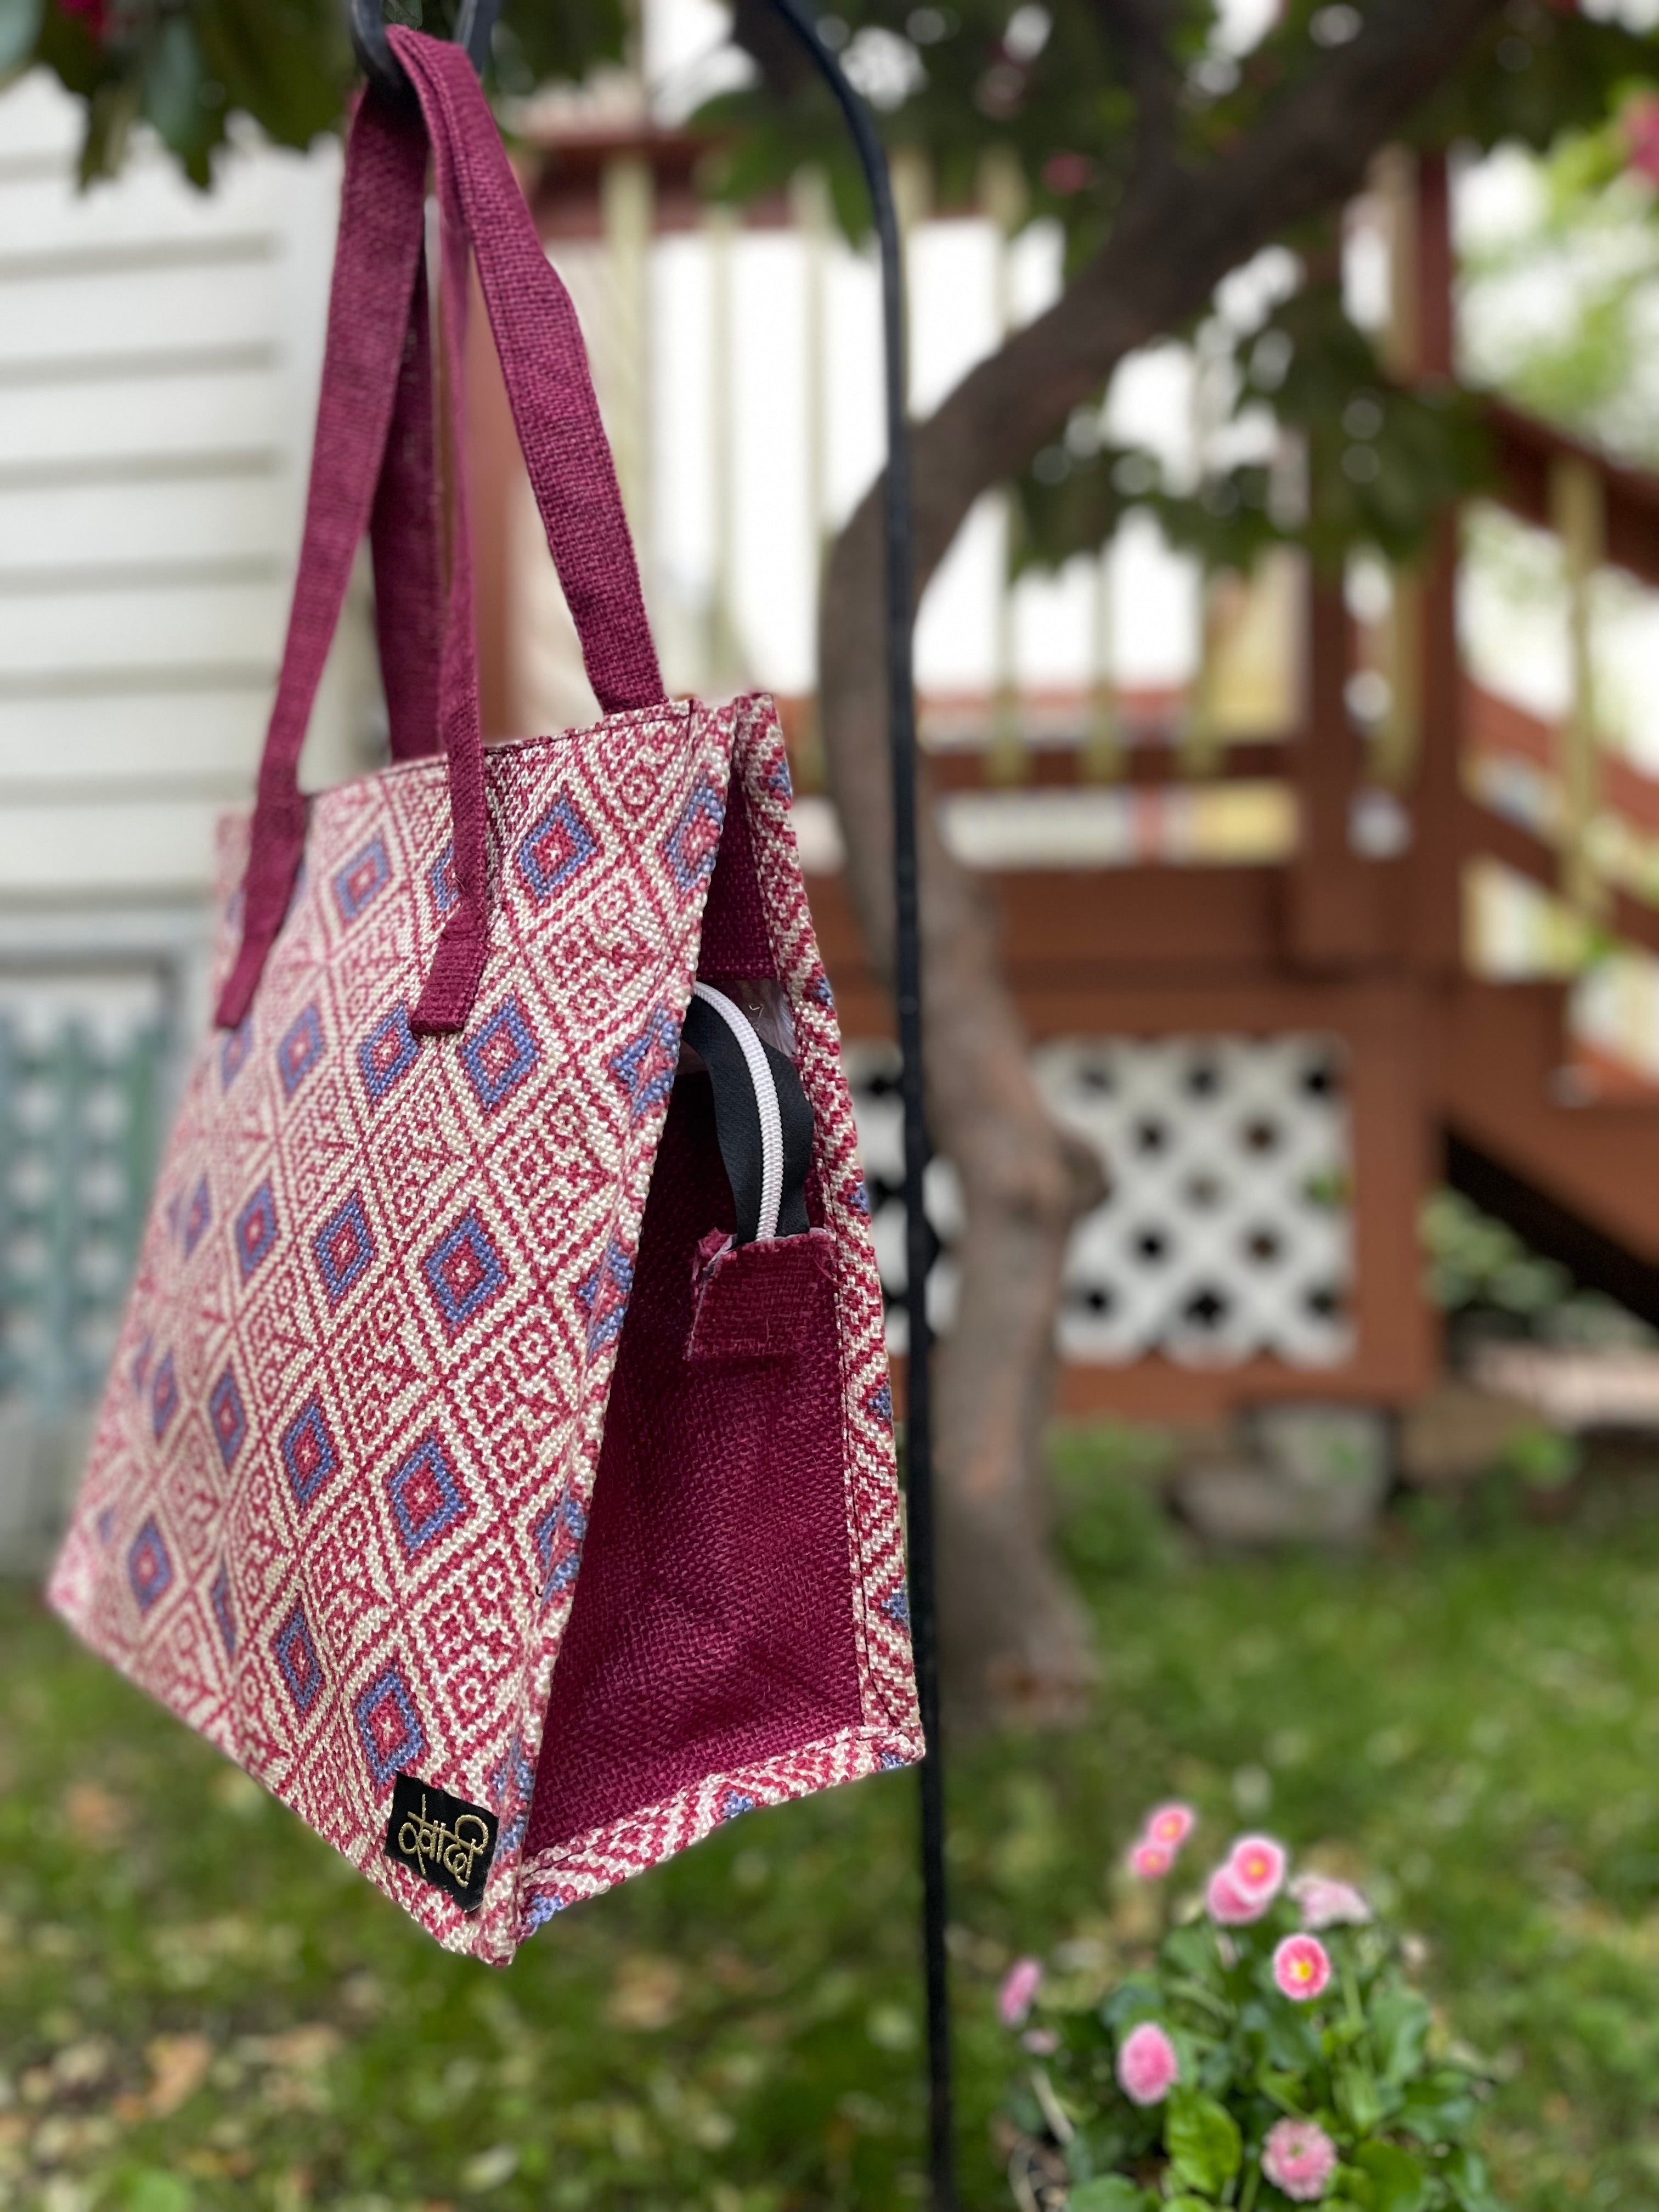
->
[397,1793,493,1888]
[385,1771,499,1909]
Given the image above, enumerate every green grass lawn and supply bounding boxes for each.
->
[4,1440,1659,2211]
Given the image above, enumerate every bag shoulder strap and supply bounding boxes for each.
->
[217,42,665,1032]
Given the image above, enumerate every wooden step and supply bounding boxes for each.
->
[1436,980,1659,1269]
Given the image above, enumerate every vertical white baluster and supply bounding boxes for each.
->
[705,201,744,694]
[600,153,654,572]
[979,145,1026,783]
[1551,452,1606,924]
[792,165,832,790]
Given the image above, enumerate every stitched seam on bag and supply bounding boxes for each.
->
[512,1720,925,1916]
[746,693,899,1731]
[731,695,896,1733]
[493,695,740,1961]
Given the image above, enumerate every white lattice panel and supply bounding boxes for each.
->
[846,1033,1353,1370]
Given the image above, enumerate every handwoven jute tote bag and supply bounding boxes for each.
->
[49,30,921,1965]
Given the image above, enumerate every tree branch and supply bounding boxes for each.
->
[823,0,1509,970]
[814,0,1510,1721]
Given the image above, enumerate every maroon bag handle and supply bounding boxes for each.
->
[371,250,443,766]
[217,36,665,1032]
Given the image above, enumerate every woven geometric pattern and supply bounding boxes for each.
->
[848,1032,1352,1371]
[49,695,920,1962]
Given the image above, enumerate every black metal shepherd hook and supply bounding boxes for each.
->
[753,13,956,2208]
[348,4,955,2201]
[750,16,957,2209]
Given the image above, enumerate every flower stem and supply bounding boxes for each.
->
[1341,1957,1366,2039]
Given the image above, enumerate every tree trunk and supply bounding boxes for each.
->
[815,0,1504,1728]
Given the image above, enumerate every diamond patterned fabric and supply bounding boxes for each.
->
[49,698,921,1961]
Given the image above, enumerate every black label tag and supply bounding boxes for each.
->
[384,1772,499,1912]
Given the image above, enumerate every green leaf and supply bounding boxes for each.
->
[124,2174,195,2212]
[1396,2074,1478,2148]
[143,15,203,131]
[0,0,42,77]
[1102,1979,1163,2029]
[1442,2146,1503,2212]
[1068,2180,1152,2212]
[1369,1986,1433,2083]
[1355,2142,1429,2212]
[1253,2064,1307,2113]
[1163,1920,1225,1987]
[1338,2062,1385,2135]
[1165,2088,1242,2197]
[1334,2164,1376,2211]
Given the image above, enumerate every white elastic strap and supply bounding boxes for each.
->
[691,981,785,1243]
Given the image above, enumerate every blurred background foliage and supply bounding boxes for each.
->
[1,0,1653,568]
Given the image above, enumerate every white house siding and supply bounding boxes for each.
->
[0,71,370,962]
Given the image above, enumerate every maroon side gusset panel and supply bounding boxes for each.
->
[525,790,863,1855]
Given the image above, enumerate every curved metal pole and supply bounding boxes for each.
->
[748,8,955,2205]
[348,0,504,95]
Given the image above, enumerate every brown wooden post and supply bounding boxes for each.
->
[1286,569,1375,964]
[1403,151,1464,973]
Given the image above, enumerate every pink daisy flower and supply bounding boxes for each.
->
[1206,1865,1268,1925]
[1144,1802,1196,1850]
[1228,1833,1288,1905]
[1130,1838,1175,1880]
[1290,1873,1372,1931]
[1262,2116,1338,2201]
[1625,93,1659,185]
[998,1956,1042,2028]
[1273,1933,1332,2002]
[1116,2021,1180,2106]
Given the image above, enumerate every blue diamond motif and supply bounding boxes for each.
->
[313,1192,375,1310]
[516,795,598,905]
[277,1003,324,1099]
[220,1018,252,1092]
[607,1007,681,1120]
[150,1352,178,1440]
[332,833,390,925]
[274,1601,324,1716]
[353,1662,427,1788]
[532,1495,586,1604]
[358,1006,419,1105]
[488,1729,538,1853]
[211,1563,237,1656]
[280,1392,339,1510]
[576,1238,634,1356]
[663,774,725,890]
[235,1181,278,1282]
[127,1516,172,1614]
[182,1176,211,1259]
[386,1431,470,1563]
[208,1368,246,1470]
[460,996,539,1114]
[429,842,459,918]
[421,1207,507,1339]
